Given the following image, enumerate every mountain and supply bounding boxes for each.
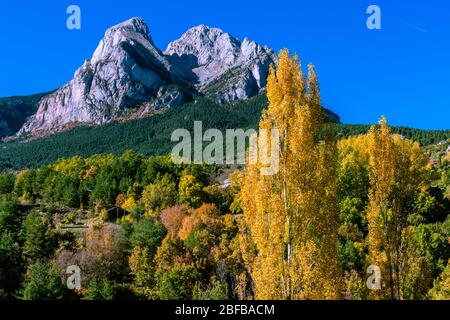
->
[19,18,188,135]
[17,18,276,136]
[165,24,276,102]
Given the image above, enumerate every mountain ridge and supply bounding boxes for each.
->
[16,17,277,136]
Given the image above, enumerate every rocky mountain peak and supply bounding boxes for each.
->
[165,25,237,66]
[20,17,180,135]
[90,17,166,68]
[165,24,276,102]
[107,17,150,38]
[18,18,277,136]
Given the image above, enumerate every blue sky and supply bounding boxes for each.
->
[1,0,449,129]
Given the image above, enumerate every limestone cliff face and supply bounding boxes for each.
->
[20,18,180,134]
[19,18,276,135]
[165,25,276,102]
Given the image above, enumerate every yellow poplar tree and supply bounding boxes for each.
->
[367,117,428,299]
[241,49,304,299]
[240,50,341,300]
[367,117,397,299]
[290,64,341,300]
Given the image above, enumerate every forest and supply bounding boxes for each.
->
[0,51,448,300]
[1,93,449,171]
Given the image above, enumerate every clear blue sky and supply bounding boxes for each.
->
[1,0,449,129]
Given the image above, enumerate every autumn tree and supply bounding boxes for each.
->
[428,259,450,300]
[289,64,341,300]
[129,245,156,298]
[240,50,341,299]
[367,118,429,299]
[160,205,191,238]
[178,174,205,208]
[55,223,128,287]
[141,174,177,216]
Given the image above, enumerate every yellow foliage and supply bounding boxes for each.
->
[241,50,341,300]
[121,196,137,212]
[115,194,127,207]
[367,118,429,299]
[98,208,108,224]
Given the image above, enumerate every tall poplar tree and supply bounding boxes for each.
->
[290,65,341,300]
[367,118,428,299]
[240,50,341,300]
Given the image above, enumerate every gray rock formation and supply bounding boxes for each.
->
[19,18,276,135]
[139,86,186,115]
[20,18,184,134]
[165,25,276,102]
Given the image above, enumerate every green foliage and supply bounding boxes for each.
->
[178,174,205,208]
[130,217,167,257]
[343,271,368,300]
[22,260,65,300]
[0,231,24,296]
[0,195,23,237]
[22,211,54,261]
[158,265,202,300]
[408,217,450,278]
[141,174,177,214]
[338,239,363,271]
[83,277,115,300]
[0,92,49,107]
[193,281,229,300]
[428,261,450,300]
[408,187,450,225]
[339,197,367,232]
[13,170,36,203]
[129,245,155,290]
[185,229,209,252]
[0,173,15,194]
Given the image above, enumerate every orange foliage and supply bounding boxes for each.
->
[160,205,191,238]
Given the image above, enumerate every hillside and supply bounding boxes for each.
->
[0,92,50,137]
[0,93,339,170]
[1,92,448,171]
[328,123,450,145]
[0,94,268,170]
